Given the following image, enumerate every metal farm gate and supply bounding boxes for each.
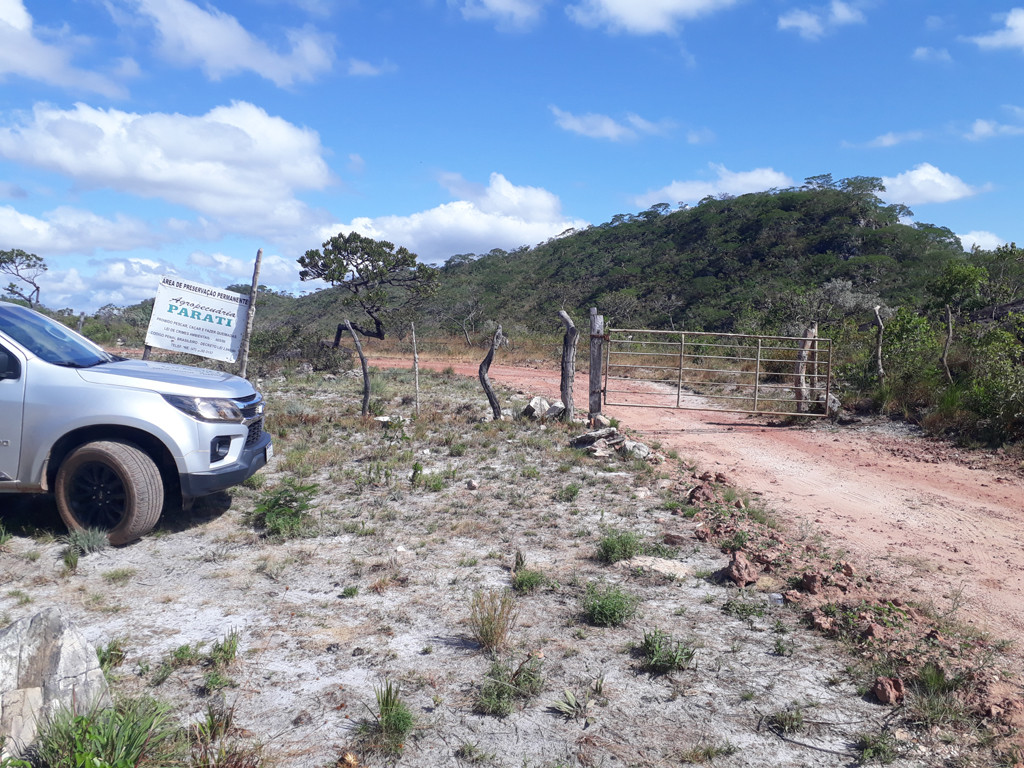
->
[602,328,832,417]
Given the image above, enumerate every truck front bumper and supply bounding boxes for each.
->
[179,429,273,498]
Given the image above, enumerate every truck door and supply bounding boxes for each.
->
[0,342,25,482]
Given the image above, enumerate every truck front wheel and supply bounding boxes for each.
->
[55,440,164,545]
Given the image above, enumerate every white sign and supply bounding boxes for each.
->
[145,277,250,362]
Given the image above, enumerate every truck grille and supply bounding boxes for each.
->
[246,419,263,447]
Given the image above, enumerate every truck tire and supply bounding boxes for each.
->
[55,440,164,546]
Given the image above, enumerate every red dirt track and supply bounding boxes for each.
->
[373,356,1024,657]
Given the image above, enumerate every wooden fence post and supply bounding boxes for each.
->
[479,325,504,420]
[588,307,604,421]
[558,310,579,422]
[237,248,262,380]
[411,322,420,418]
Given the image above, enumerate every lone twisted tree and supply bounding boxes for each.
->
[1,248,46,307]
[298,232,437,340]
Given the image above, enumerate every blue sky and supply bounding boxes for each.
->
[1,0,1022,312]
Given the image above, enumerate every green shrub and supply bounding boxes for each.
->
[595,530,644,563]
[511,569,545,594]
[35,697,178,768]
[639,628,696,673]
[369,681,413,752]
[582,583,639,627]
[476,653,544,716]
[246,478,317,538]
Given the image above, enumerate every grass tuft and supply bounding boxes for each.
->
[469,589,519,652]
[582,582,639,627]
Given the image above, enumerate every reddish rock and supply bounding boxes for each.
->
[722,551,759,586]
[809,612,834,633]
[860,622,887,642]
[873,676,905,705]
[801,571,824,595]
[694,527,711,542]
[783,590,802,605]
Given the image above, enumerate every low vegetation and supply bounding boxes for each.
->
[0,364,1017,767]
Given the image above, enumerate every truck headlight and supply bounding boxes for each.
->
[164,394,243,423]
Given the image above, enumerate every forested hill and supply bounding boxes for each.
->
[423,176,965,334]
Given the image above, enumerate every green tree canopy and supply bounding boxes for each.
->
[298,232,438,339]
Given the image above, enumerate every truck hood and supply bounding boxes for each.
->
[75,359,257,398]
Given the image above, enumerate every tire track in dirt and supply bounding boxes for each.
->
[373,356,1024,653]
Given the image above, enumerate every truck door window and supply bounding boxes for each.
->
[0,344,20,380]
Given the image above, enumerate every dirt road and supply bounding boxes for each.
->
[374,356,1024,651]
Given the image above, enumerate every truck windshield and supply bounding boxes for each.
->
[0,304,116,367]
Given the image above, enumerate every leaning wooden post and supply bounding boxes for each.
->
[940,304,954,385]
[558,310,579,422]
[479,325,504,420]
[588,307,604,422]
[411,322,421,418]
[237,248,263,380]
[345,318,371,418]
[793,321,816,414]
[873,305,886,386]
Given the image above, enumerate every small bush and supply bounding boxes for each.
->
[369,681,413,752]
[209,629,239,667]
[596,530,644,563]
[476,653,544,716]
[766,705,804,734]
[469,589,519,652]
[35,697,177,768]
[554,482,582,502]
[96,638,127,675]
[511,569,545,594]
[640,628,696,673]
[855,729,900,765]
[582,583,639,627]
[246,478,317,538]
[61,527,109,556]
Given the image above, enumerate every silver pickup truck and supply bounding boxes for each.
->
[0,301,272,544]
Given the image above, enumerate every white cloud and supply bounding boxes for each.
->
[965,117,1024,141]
[685,127,715,144]
[0,101,333,240]
[0,0,124,96]
[912,46,951,63]
[131,0,334,86]
[0,204,157,253]
[866,130,924,148]
[969,8,1024,52]
[881,163,981,205]
[346,58,395,76]
[40,257,178,310]
[451,0,546,29]
[550,105,672,141]
[566,0,739,35]
[634,164,794,208]
[188,250,298,286]
[778,0,865,40]
[319,172,588,263]
[957,230,1006,252]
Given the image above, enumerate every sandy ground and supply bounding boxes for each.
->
[374,356,1024,654]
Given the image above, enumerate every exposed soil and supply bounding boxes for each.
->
[1,356,1022,768]
[374,356,1024,658]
